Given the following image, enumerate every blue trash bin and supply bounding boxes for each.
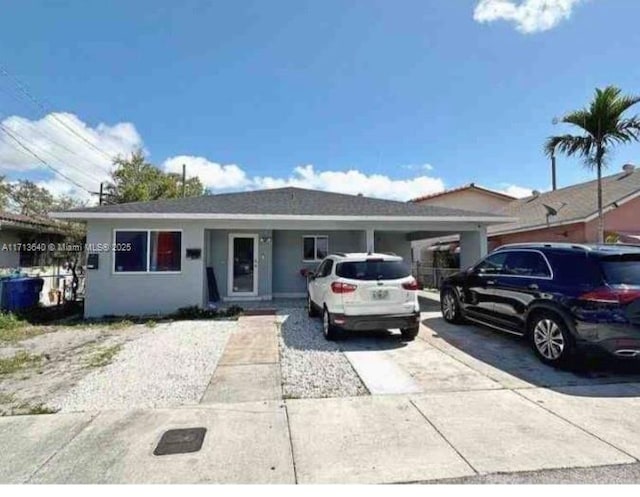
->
[0,277,44,312]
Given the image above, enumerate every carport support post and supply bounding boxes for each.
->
[459,227,487,269]
[365,229,375,253]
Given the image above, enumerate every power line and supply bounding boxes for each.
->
[0,67,114,176]
[0,117,101,186]
[0,64,121,162]
[0,123,92,192]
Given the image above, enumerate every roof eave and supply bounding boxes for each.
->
[51,211,517,225]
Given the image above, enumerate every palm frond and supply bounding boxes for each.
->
[551,86,640,163]
[561,110,591,132]
[544,134,593,158]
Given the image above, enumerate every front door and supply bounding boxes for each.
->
[228,234,259,297]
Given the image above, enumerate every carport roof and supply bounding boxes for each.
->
[52,187,515,223]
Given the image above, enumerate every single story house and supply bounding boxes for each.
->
[412,163,640,266]
[489,164,640,247]
[0,211,70,269]
[53,187,514,317]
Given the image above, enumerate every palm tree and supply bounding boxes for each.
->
[545,86,640,243]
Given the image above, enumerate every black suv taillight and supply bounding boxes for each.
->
[579,287,640,305]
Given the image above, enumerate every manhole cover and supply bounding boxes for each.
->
[153,427,207,456]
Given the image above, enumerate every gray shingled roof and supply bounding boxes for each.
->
[490,168,640,235]
[63,187,506,219]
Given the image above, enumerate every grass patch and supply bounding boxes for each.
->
[86,344,122,368]
[0,312,44,342]
[0,351,43,375]
[2,401,59,416]
[19,403,59,415]
[0,312,24,331]
[105,320,134,330]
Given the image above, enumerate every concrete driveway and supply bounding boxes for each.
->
[3,298,640,483]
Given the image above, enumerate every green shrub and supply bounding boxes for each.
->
[171,305,243,320]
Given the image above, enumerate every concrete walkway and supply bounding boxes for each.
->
[200,316,282,404]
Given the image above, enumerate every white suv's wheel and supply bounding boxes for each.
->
[322,307,343,341]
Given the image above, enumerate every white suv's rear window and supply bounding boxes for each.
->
[335,260,410,280]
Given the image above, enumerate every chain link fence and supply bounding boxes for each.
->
[413,263,459,290]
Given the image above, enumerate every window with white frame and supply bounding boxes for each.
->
[114,230,182,273]
[303,235,328,261]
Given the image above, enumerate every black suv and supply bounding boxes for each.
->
[440,243,640,366]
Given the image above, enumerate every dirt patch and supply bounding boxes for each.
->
[0,323,150,416]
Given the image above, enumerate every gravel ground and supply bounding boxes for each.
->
[1,324,149,415]
[50,320,235,412]
[277,307,368,399]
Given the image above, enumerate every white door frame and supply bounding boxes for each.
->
[227,233,259,297]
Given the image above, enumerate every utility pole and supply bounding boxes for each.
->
[98,182,104,205]
[182,164,186,198]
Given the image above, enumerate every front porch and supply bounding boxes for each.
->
[203,225,488,304]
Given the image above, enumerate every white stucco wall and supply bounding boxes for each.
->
[83,216,489,316]
[84,220,206,318]
[460,228,488,269]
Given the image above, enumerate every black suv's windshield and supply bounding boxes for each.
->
[335,260,410,280]
[600,254,640,286]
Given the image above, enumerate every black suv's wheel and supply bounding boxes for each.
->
[529,311,574,366]
[401,325,419,341]
[322,307,343,341]
[440,287,464,323]
[307,294,319,318]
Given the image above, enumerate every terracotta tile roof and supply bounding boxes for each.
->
[0,211,70,234]
[411,183,517,203]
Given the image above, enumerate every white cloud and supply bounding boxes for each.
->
[162,155,250,190]
[0,112,143,199]
[500,184,534,198]
[403,163,434,172]
[163,158,445,201]
[473,0,583,33]
[254,165,445,200]
[1,112,444,203]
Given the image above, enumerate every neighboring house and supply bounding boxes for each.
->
[411,164,640,270]
[490,164,640,247]
[411,184,516,263]
[0,211,69,268]
[53,187,513,317]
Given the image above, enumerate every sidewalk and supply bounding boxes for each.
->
[3,385,640,484]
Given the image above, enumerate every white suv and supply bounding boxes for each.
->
[307,252,421,341]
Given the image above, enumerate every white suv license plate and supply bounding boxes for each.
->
[371,289,389,300]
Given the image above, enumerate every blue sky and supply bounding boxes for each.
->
[1,0,640,202]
